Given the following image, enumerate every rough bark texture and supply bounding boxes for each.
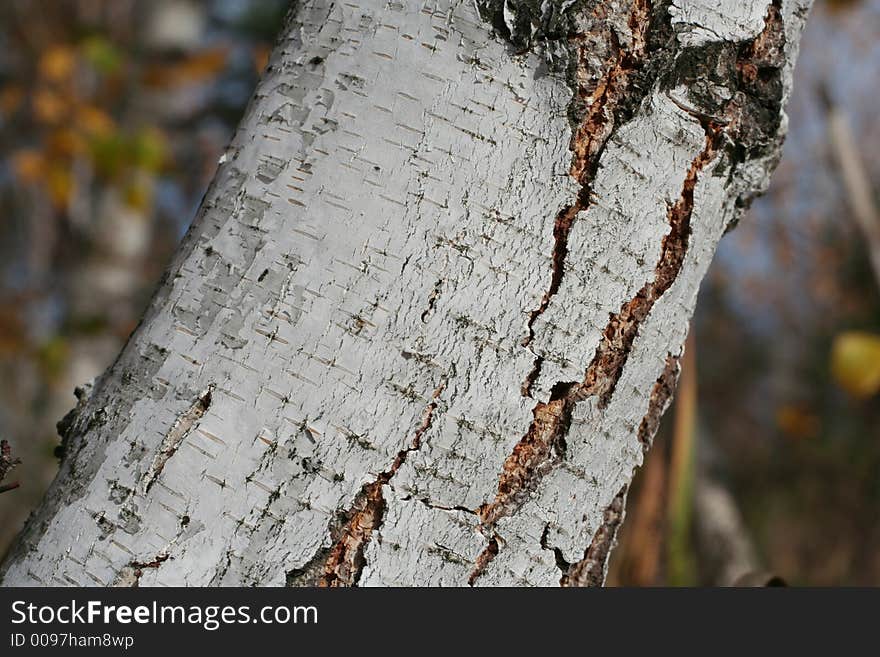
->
[0,0,810,587]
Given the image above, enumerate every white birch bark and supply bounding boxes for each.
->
[0,0,811,587]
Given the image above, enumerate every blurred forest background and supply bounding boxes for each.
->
[0,0,878,585]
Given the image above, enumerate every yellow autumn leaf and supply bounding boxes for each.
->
[252,45,271,75]
[131,128,167,172]
[142,48,228,88]
[38,45,77,82]
[48,128,87,157]
[47,166,74,209]
[33,89,66,123]
[76,105,116,136]
[123,181,152,210]
[831,331,880,398]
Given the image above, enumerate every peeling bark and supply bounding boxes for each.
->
[141,386,213,495]
[0,0,811,587]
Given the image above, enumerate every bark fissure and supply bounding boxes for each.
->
[140,385,214,495]
[472,1,661,583]
[473,116,722,583]
[420,279,444,323]
[559,0,787,577]
[561,486,627,586]
[520,0,653,398]
[520,206,575,397]
[540,523,573,577]
[317,380,446,587]
[568,119,722,406]
[472,0,789,584]
[467,535,499,586]
[637,353,680,450]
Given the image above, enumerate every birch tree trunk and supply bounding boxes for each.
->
[0,0,811,587]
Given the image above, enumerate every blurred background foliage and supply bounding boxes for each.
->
[0,0,287,555]
[0,0,878,585]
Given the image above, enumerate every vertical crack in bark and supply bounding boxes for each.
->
[637,353,680,450]
[476,0,787,585]
[550,0,786,584]
[468,398,571,585]
[568,0,652,183]
[478,398,572,530]
[539,352,679,584]
[317,478,387,587]
[474,102,724,583]
[520,0,653,399]
[316,380,446,587]
[420,279,443,323]
[140,385,214,495]
[520,206,577,396]
[540,523,573,576]
[467,535,499,586]
[471,1,663,583]
[571,120,723,406]
[561,486,627,586]
[474,0,656,583]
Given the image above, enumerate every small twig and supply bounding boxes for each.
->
[819,82,880,289]
[0,439,22,495]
